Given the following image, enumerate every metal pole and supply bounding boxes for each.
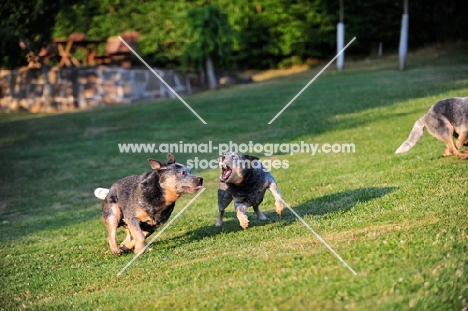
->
[398,0,409,70]
[336,0,345,71]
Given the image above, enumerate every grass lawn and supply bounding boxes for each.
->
[1,43,468,310]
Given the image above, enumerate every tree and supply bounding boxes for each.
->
[5,0,466,70]
[182,4,236,90]
[0,0,71,68]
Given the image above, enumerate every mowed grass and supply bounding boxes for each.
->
[1,43,468,310]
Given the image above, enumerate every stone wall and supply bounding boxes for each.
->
[0,66,194,113]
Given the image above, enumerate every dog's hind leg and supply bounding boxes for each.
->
[428,120,468,159]
[253,204,267,221]
[455,131,468,153]
[102,202,122,254]
[269,182,285,216]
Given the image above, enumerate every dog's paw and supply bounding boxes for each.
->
[257,213,267,221]
[133,247,145,255]
[215,214,224,227]
[443,148,454,156]
[133,242,146,255]
[119,245,132,253]
[275,202,285,216]
[237,213,249,229]
[110,247,122,255]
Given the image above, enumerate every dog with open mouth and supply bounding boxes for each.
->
[216,152,285,229]
[94,154,203,254]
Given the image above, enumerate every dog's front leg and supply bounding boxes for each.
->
[216,186,233,226]
[127,217,146,254]
[216,210,225,227]
[269,182,285,215]
[234,203,249,229]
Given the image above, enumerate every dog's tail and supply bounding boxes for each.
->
[94,187,109,200]
[395,116,426,154]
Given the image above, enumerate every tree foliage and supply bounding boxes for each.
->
[1,0,467,69]
[0,0,71,68]
[180,4,236,89]
[323,0,468,55]
[182,4,235,70]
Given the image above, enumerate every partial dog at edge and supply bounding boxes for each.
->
[216,152,285,229]
[94,154,203,255]
[395,97,468,159]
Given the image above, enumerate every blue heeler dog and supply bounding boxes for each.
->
[216,152,285,229]
[395,97,468,159]
[94,154,203,255]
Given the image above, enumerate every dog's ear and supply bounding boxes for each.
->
[148,158,165,171]
[167,153,176,164]
[244,154,260,162]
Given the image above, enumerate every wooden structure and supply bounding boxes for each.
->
[36,32,140,68]
[95,32,140,67]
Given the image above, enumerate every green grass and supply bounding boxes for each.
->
[1,43,468,310]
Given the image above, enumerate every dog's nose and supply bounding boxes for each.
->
[198,177,203,185]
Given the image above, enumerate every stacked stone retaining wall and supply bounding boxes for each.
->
[0,66,193,113]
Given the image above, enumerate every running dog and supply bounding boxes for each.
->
[94,154,203,254]
[216,152,285,229]
[395,97,468,159]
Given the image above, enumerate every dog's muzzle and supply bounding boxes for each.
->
[182,176,204,192]
[192,176,204,190]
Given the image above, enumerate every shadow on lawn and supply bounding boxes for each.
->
[0,186,396,246]
[172,186,398,243]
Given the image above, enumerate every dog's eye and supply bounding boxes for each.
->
[181,171,187,176]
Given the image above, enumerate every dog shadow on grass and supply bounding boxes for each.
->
[166,186,398,245]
